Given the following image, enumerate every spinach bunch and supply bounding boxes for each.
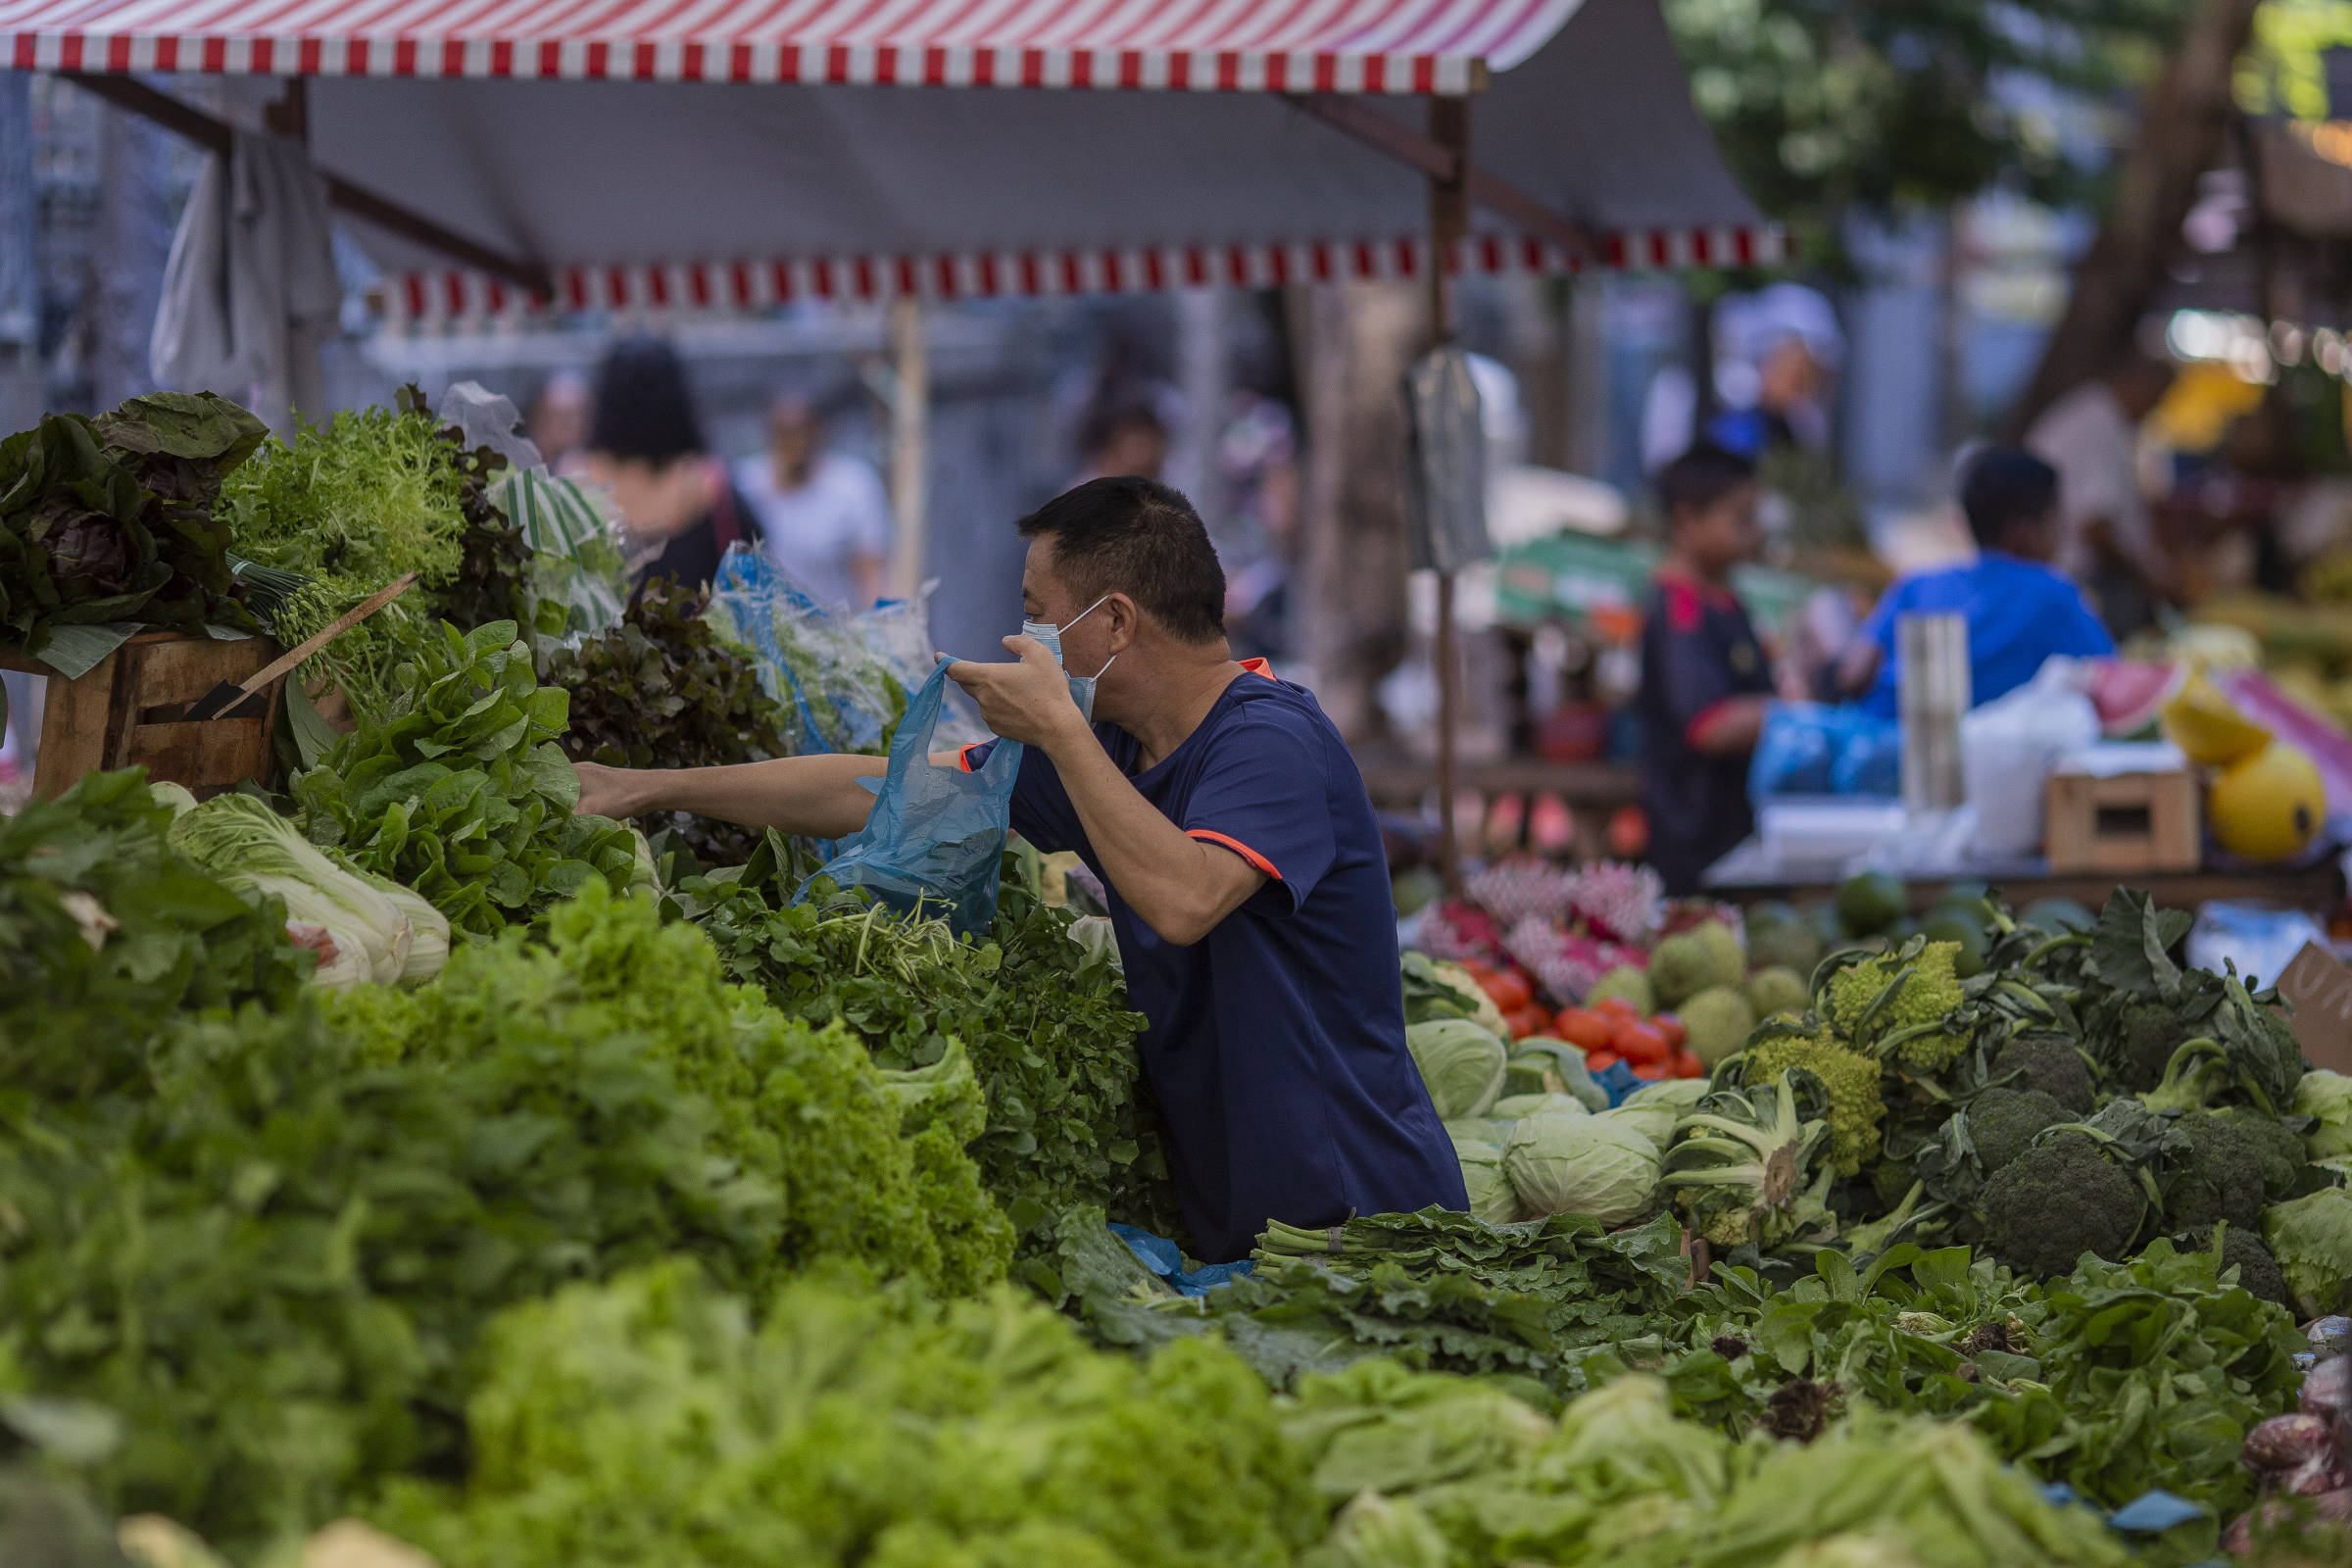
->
[0,392,267,655]
[296,619,637,936]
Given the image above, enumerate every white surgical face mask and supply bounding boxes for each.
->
[1021,594,1117,720]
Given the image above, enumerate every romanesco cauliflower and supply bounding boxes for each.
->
[1821,939,1968,1072]
[1741,1025,1886,1177]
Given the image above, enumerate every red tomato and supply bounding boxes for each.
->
[1672,1050,1706,1079]
[1481,969,1535,1013]
[1631,1061,1670,1081]
[1585,1050,1621,1072]
[1460,956,1495,979]
[1503,1004,1549,1040]
[1554,1009,1615,1053]
[1593,996,1641,1023]
[1613,1021,1671,1065]
[1652,1013,1688,1051]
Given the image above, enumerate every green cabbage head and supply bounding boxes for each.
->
[1450,1133,1521,1226]
[2262,1187,2352,1318]
[1502,1112,1661,1225]
[1406,1018,1508,1121]
[1492,1092,1587,1120]
[1600,1078,1710,1152]
[2293,1069,2352,1164]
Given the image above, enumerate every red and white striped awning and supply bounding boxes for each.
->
[385,228,1788,325]
[1,0,1580,94]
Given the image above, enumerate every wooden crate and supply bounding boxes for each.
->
[0,631,284,801]
[2044,765,2201,874]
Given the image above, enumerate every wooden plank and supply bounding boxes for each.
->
[1358,760,1642,809]
[121,716,276,798]
[32,650,117,800]
[2045,768,2201,874]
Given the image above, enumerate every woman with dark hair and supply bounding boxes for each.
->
[583,336,755,595]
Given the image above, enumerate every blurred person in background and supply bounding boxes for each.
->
[735,395,892,610]
[1075,399,1169,484]
[1218,391,1300,662]
[1836,448,2112,714]
[1637,444,1773,895]
[583,336,755,598]
[2027,352,2182,638]
[526,368,592,476]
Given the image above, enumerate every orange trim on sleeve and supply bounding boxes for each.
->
[1238,657,1277,680]
[1188,828,1282,880]
[956,743,983,772]
[1686,699,1740,752]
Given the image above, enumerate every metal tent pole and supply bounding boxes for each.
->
[885,295,930,602]
[1428,95,1471,897]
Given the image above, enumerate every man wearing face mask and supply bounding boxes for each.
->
[572,476,1467,1262]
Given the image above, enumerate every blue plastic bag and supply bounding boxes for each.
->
[1749,702,1902,806]
[792,659,1020,936]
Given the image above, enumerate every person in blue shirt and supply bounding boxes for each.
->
[1841,447,2114,717]
[573,476,1467,1263]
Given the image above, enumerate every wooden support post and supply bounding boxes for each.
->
[886,295,930,602]
[1429,95,1471,896]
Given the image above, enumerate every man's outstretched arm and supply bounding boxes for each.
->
[574,755,889,840]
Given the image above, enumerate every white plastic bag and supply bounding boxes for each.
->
[1960,658,2100,858]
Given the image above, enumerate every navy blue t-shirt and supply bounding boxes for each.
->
[1636,573,1775,896]
[964,662,1467,1262]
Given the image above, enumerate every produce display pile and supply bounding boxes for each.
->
[8,390,2352,1566]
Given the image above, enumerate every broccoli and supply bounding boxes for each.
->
[2110,1000,2188,1094]
[2157,1110,2266,1235]
[1967,1087,2070,1175]
[1821,938,1967,1070]
[1741,1024,1886,1177]
[1988,1035,2095,1114]
[2210,1105,2309,1202]
[1979,1130,2150,1280]
[2180,1223,2296,1312]
[1661,1070,1836,1250]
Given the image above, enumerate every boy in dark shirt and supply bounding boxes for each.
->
[1637,445,1774,895]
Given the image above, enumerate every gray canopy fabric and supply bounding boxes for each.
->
[6,0,1773,316]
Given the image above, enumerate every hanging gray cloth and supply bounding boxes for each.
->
[1401,345,1491,574]
[150,129,338,434]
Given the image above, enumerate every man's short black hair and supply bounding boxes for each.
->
[1958,447,2058,549]
[1018,476,1226,645]
[589,335,706,467]
[1657,443,1756,522]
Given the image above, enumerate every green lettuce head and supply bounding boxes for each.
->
[2262,1187,2352,1318]
[2294,1069,2352,1165]
[1502,1112,1661,1225]
[1602,1078,1711,1152]
[1405,1017,1508,1121]
[1450,1133,1521,1226]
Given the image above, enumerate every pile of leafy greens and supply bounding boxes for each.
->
[677,837,1186,1259]
[371,1261,1321,1568]
[0,766,310,1098]
[0,871,1009,1556]
[1635,1234,2301,1523]
[546,576,791,867]
[223,387,525,720]
[0,392,268,659]
[295,619,637,936]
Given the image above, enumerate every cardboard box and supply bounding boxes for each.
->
[2044,761,2200,874]
[2277,942,2352,1075]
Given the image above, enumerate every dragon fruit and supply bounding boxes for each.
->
[1466,858,1576,929]
[1563,861,1664,944]
[1504,916,1645,1006]
[1420,899,1502,964]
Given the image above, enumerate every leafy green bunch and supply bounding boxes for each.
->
[679,840,1185,1257]
[296,619,636,936]
[0,392,268,654]
[0,995,788,1554]
[329,878,1011,1301]
[547,576,791,866]
[372,1261,1321,1568]
[0,766,310,1102]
